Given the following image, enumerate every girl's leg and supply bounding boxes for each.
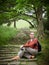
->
[12,47,25,60]
[26,47,38,55]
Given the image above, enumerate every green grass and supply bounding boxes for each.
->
[0,26,18,45]
[37,37,49,65]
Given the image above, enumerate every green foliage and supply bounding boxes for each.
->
[0,26,30,45]
[0,0,17,10]
[37,37,49,65]
[0,0,18,25]
[32,0,42,7]
[0,26,17,45]
[44,6,49,32]
[41,0,49,6]
[0,11,18,25]
[0,13,10,24]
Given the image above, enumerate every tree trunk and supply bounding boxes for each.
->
[34,6,44,38]
[14,20,16,28]
[7,21,11,26]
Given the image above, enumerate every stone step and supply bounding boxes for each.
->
[0,62,37,65]
[0,45,21,48]
[0,58,37,62]
[0,51,17,54]
[0,55,18,59]
[0,45,20,59]
[0,54,18,59]
[8,61,37,65]
[0,54,17,57]
[0,58,37,65]
[0,56,17,60]
[0,57,13,59]
[0,45,38,65]
[0,49,19,51]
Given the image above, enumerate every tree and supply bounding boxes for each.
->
[14,0,45,38]
[0,0,49,36]
[0,0,17,27]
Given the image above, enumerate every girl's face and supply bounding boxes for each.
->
[29,33,34,39]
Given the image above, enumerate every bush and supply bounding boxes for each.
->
[10,28,30,44]
[37,37,49,65]
[0,26,18,45]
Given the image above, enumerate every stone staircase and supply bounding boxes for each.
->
[0,45,37,65]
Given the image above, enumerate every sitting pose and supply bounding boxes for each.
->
[12,32,41,60]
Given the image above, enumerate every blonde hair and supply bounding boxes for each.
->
[30,32,34,35]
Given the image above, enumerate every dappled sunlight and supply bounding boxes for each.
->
[2,19,30,29]
[16,19,30,29]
